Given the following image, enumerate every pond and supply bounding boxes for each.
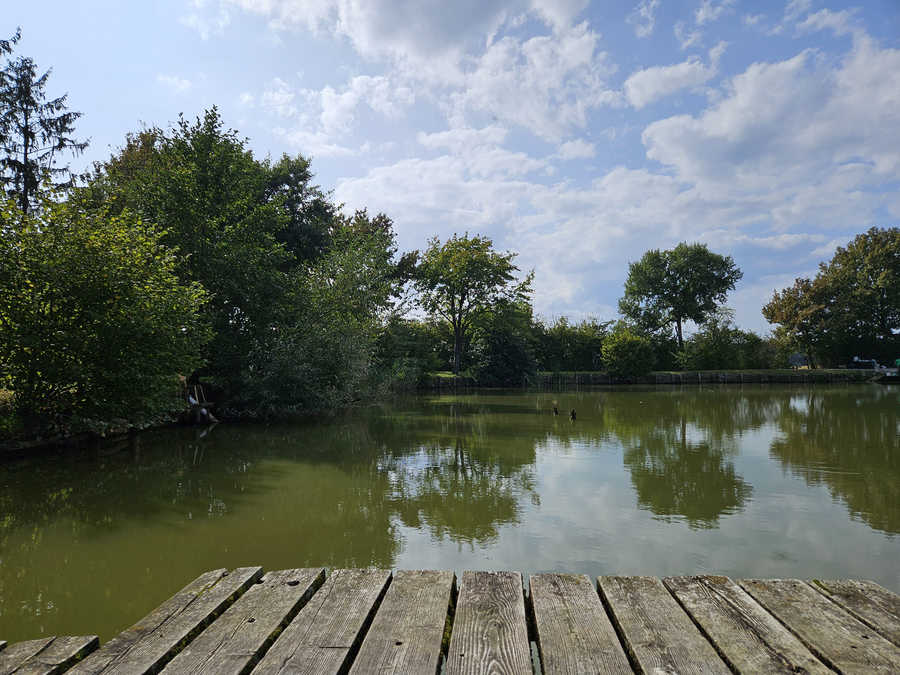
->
[1,384,898,643]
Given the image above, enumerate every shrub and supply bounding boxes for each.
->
[602,330,655,377]
[0,198,209,428]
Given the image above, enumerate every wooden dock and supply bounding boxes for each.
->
[2,568,899,674]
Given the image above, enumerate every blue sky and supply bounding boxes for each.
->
[8,0,900,333]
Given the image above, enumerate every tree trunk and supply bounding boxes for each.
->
[453,323,462,374]
[676,316,684,350]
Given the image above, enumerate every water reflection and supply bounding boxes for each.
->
[767,388,900,534]
[0,385,898,643]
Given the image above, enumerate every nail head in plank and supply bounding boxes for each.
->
[349,570,455,675]
[252,568,392,675]
[446,571,531,675]
[811,579,900,647]
[529,574,631,675]
[740,578,900,673]
[162,568,325,675]
[664,575,829,674]
[598,575,731,675]
[70,566,262,675]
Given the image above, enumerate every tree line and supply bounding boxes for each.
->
[0,33,897,440]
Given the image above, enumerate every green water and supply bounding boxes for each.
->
[1,385,898,643]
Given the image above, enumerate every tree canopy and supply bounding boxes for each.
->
[0,196,208,428]
[0,39,87,212]
[619,242,743,348]
[416,233,532,374]
[763,226,899,365]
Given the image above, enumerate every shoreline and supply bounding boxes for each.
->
[1,370,885,457]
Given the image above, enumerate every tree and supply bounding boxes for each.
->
[0,196,208,427]
[81,110,296,392]
[534,316,612,372]
[416,233,532,374]
[601,327,655,377]
[619,243,743,349]
[763,227,899,366]
[0,46,88,212]
[762,277,825,368]
[678,308,774,370]
[240,215,407,412]
[470,300,538,386]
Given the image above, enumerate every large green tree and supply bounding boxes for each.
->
[0,196,208,427]
[763,226,899,365]
[0,45,88,212]
[416,233,532,374]
[619,242,743,349]
[81,109,326,392]
[240,211,411,411]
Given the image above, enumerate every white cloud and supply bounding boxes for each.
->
[274,127,357,158]
[797,9,860,37]
[557,139,596,159]
[784,0,812,23]
[695,0,736,26]
[260,77,298,117]
[769,0,813,34]
[530,0,588,31]
[742,14,765,26]
[216,0,516,64]
[333,27,900,327]
[156,74,192,93]
[624,43,726,109]
[180,0,230,39]
[417,126,508,150]
[452,22,620,141]
[627,0,660,39]
[674,21,702,49]
[643,33,900,224]
[239,92,255,105]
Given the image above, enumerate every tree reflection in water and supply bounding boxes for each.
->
[768,387,900,534]
[601,393,754,528]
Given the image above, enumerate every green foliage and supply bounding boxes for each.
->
[677,309,775,370]
[534,316,611,371]
[416,233,532,374]
[377,317,444,384]
[470,301,538,386]
[0,197,208,428]
[0,36,88,212]
[763,227,900,366]
[619,242,743,348]
[80,109,329,392]
[601,328,656,377]
[238,214,407,412]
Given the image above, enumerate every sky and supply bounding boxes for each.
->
[7,0,900,334]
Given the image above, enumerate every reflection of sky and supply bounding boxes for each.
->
[389,401,900,594]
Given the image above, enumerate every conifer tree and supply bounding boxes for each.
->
[0,34,87,212]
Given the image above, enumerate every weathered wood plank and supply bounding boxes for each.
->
[349,570,455,675]
[812,579,900,647]
[741,578,900,673]
[70,566,262,675]
[3,636,99,675]
[530,573,631,675]
[0,639,54,675]
[252,568,391,675]
[598,575,730,675]
[445,571,531,675]
[664,575,829,674]
[162,568,324,674]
